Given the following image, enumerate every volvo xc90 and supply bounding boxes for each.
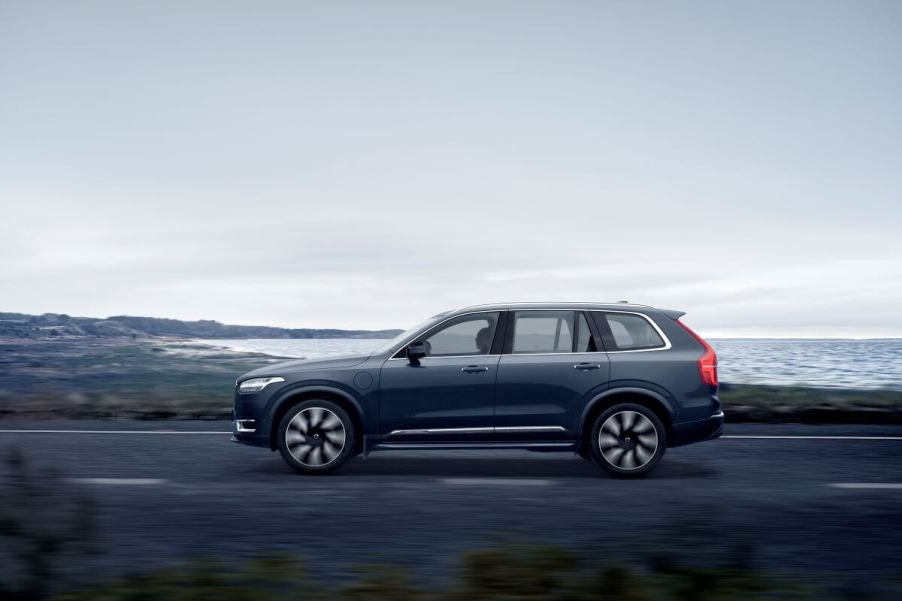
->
[232,302,723,477]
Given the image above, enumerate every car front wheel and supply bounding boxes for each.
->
[277,400,355,474]
[590,403,666,477]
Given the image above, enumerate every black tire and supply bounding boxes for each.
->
[277,399,356,474]
[590,403,666,478]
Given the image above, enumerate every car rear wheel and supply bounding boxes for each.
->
[277,400,355,474]
[590,403,666,478]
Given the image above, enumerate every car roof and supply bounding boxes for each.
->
[448,302,662,315]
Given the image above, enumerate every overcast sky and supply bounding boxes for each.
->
[1,1,900,337]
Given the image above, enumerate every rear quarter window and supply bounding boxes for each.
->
[595,312,666,351]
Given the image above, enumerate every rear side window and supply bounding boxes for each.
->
[596,312,665,351]
[511,311,574,353]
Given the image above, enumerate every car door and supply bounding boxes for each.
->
[379,311,503,440]
[494,310,610,439]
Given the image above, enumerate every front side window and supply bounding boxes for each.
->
[599,312,665,351]
[420,312,500,357]
[511,311,574,354]
[375,314,447,354]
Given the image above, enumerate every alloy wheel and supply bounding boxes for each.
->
[285,407,347,467]
[597,410,659,470]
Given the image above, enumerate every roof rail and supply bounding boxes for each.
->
[456,301,656,311]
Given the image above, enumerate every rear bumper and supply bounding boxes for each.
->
[671,411,724,447]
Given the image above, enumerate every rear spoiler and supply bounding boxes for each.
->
[658,308,686,320]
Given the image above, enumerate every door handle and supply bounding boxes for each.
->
[461,366,489,373]
[573,363,601,371]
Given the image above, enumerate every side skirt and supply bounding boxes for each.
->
[369,441,578,452]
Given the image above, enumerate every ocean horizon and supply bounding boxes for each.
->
[200,337,902,392]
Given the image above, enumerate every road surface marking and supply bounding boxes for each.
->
[68,478,167,485]
[828,483,902,490]
[441,478,552,486]
[723,435,902,441]
[0,430,231,434]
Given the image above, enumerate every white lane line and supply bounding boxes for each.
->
[442,478,552,486]
[0,430,231,434]
[828,483,902,490]
[67,478,167,485]
[723,435,902,441]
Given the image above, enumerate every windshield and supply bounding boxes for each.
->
[372,313,449,354]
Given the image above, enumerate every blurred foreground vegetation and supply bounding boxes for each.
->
[46,544,902,601]
[1,339,900,423]
[2,449,900,600]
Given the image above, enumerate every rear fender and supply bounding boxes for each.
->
[579,385,677,439]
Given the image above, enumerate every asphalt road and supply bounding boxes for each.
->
[2,421,902,584]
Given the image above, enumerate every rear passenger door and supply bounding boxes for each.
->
[494,311,610,438]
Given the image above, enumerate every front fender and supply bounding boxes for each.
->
[264,380,367,446]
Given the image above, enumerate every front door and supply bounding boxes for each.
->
[494,311,610,439]
[379,311,502,440]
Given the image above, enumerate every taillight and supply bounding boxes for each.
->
[675,320,718,388]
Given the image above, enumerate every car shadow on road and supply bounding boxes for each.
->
[645,460,719,479]
[340,455,598,478]
[250,454,718,480]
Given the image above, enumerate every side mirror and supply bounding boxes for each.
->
[407,341,427,365]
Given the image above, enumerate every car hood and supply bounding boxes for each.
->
[240,353,371,379]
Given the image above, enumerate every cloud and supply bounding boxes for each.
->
[1,2,900,335]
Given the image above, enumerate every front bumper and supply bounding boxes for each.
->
[235,419,257,433]
[671,411,724,447]
[230,404,271,448]
[231,426,270,448]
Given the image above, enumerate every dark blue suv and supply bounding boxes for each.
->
[232,303,723,477]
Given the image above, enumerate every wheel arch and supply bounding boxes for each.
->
[578,387,675,454]
[268,386,365,452]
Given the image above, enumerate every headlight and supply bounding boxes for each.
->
[238,377,285,394]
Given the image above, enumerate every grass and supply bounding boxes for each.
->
[719,383,902,423]
[45,545,902,601]
[1,338,900,423]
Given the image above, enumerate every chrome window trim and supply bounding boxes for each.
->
[384,307,671,359]
[605,347,670,354]
[596,310,672,353]
[505,309,671,354]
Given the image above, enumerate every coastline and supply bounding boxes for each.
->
[1,337,899,423]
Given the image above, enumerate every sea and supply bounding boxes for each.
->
[201,338,902,391]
